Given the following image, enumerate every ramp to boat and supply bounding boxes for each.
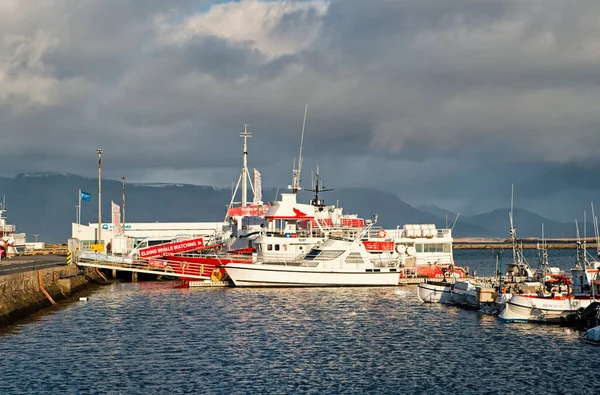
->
[75,251,226,282]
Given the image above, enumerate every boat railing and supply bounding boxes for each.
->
[0,224,16,233]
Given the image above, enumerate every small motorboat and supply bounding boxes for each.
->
[579,325,600,346]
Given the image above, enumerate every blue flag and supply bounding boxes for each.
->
[81,191,91,202]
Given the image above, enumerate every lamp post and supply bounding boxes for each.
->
[97,149,103,244]
[121,175,126,229]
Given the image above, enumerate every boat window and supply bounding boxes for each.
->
[275,244,280,251]
[416,244,424,253]
[423,244,448,253]
[268,244,273,251]
[345,252,364,264]
[304,248,321,260]
[148,239,173,247]
[305,249,344,261]
[443,243,451,253]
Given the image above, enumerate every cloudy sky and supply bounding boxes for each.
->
[1,0,600,220]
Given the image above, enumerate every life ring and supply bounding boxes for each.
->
[377,229,387,238]
[211,269,223,282]
[395,244,407,254]
[179,261,188,274]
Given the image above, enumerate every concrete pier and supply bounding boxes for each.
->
[0,262,103,328]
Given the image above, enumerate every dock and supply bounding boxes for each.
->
[398,277,426,285]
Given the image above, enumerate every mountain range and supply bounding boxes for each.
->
[0,173,594,243]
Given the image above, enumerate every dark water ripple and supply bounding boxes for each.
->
[0,250,598,394]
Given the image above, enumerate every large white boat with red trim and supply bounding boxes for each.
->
[253,188,467,279]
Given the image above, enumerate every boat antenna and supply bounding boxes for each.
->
[592,202,600,258]
[451,213,460,231]
[575,218,584,269]
[584,210,587,260]
[305,166,333,211]
[291,103,308,194]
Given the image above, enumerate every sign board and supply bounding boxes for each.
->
[79,252,133,264]
[138,237,205,259]
[90,244,105,252]
[227,204,270,218]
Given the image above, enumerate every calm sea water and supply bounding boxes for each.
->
[0,249,598,394]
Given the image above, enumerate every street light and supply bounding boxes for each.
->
[121,175,126,228]
[97,149,103,244]
[34,234,39,242]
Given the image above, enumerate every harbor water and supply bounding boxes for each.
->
[0,249,597,394]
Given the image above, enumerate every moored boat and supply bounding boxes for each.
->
[579,325,600,346]
[224,220,401,287]
[499,242,600,324]
[416,280,454,304]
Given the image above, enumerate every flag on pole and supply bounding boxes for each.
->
[81,191,91,202]
[253,168,262,204]
[112,201,123,236]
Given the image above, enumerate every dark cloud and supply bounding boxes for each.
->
[1,0,600,222]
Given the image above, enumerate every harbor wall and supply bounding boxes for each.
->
[0,265,102,328]
[454,242,598,249]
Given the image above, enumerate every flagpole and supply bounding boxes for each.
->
[78,189,81,225]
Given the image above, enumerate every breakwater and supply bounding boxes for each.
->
[454,240,598,249]
[0,265,102,328]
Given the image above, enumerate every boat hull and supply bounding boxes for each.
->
[224,263,400,287]
[417,282,454,304]
[499,294,599,323]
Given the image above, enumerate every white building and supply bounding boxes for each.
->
[71,221,229,253]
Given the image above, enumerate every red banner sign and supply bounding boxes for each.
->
[363,241,395,251]
[139,237,205,259]
[227,204,270,218]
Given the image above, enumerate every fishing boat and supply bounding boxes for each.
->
[499,241,600,324]
[224,219,402,287]
[478,187,556,315]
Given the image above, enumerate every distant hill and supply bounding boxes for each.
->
[0,172,586,243]
[462,208,591,239]
[416,204,458,221]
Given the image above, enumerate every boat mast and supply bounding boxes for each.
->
[291,103,308,194]
[241,124,251,206]
[509,184,518,266]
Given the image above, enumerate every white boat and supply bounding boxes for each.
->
[417,279,480,308]
[417,281,454,304]
[580,325,600,346]
[499,243,600,323]
[224,220,401,287]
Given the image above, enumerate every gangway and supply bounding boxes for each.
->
[75,248,250,284]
